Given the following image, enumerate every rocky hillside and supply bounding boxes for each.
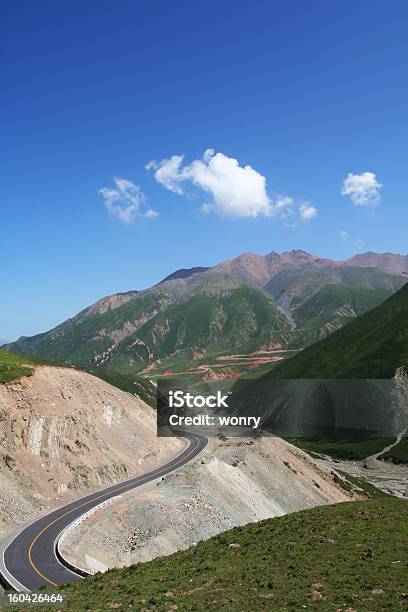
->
[213,249,408,286]
[0,365,182,531]
[347,252,408,276]
[5,250,406,379]
[59,436,355,573]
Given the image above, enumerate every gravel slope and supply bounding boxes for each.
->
[60,436,355,572]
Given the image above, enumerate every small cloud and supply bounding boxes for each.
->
[275,196,295,217]
[354,238,364,252]
[299,202,317,221]
[146,155,185,195]
[341,171,382,207]
[200,203,214,214]
[339,230,364,251]
[99,177,157,224]
[144,208,159,218]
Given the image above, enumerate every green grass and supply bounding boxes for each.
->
[333,471,390,499]
[8,496,408,611]
[6,279,292,376]
[286,436,408,462]
[293,283,395,332]
[266,282,408,379]
[111,284,292,374]
[382,437,408,464]
[0,349,37,383]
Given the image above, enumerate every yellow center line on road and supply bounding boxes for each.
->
[27,435,201,588]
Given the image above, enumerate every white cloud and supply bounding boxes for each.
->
[275,196,295,216]
[147,150,272,217]
[339,230,364,251]
[341,171,382,207]
[354,238,364,252]
[299,202,317,221]
[145,156,184,195]
[147,149,316,222]
[99,177,158,224]
[144,208,159,218]
[200,202,214,215]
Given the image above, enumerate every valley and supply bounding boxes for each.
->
[265,280,408,379]
[3,4,408,609]
[0,354,358,595]
[1,249,407,606]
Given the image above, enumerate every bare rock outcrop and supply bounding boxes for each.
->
[0,366,183,532]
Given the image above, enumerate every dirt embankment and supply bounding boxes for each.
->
[60,436,356,573]
[0,366,183,537]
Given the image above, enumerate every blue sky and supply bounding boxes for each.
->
[1,0,408,340]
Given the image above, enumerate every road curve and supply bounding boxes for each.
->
[1,431,207,592]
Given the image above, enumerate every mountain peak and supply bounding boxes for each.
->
[159,267,210,284]
[84,291,139,317]
[345,252,408,276]
[286,249,313,256]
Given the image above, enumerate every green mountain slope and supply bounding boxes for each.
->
[5,255,406,380]
[266,266,405,347]
[265,282,408,379]
[101,283,293,374]
[27,496,407,611]
[6,275,293,376]
[0,349,37,382]
[6,285,176,364]
[290,282,398,347]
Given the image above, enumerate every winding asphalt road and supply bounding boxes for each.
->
[1,431,207,592]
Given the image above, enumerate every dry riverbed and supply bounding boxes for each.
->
[319,454,408,498]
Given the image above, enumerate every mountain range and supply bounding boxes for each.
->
[5,250,408,380]
[264,280,408,379]
[224,283,408,439]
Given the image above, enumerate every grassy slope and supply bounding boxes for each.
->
[13,496,407,611]
[263,283,408,462]
[286,437,395,461]
[265,281,408,379]
[4,289,168,365]
[7,268,404,379]
[286,437,408,464]
[5,280,293,376]
[267,266,405,346]
[293,283,395,331]
[382,437,408,464]
[0,349,39,382]
[109,284,292,374]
